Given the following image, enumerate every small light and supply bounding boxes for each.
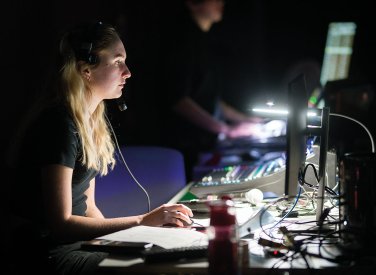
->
[252,108,289,115]
[253,108,321,118]
[307,111,318,117]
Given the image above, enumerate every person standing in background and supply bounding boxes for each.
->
[158,0,261,181]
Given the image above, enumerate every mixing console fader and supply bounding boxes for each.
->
[189,146,336,199]
[190,153,287,198]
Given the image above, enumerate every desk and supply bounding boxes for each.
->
[95,188,376,274]
[96,258,374,275]
[96,234,375,275]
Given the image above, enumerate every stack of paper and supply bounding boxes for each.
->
[97,225,209,249]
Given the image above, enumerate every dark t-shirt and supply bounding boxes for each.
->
[159,12,224,153]
[11,105,97,240]
[8,104,107,275]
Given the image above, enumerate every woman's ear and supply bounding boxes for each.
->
[78,61,91,81]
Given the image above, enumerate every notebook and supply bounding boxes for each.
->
[81,239,153,254]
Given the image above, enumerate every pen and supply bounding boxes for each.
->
[188,220,207,231]
[190,226,207,232]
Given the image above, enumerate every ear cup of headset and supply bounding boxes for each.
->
[88,55,98,64]
[78,42,98,65]
[78,22,103,65]
[84,52,98,65]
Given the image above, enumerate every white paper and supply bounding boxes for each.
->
[97,225,209,249]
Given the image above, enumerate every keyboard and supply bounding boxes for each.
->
[142,245,208,263]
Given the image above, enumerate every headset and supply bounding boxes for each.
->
[76,21,103,65]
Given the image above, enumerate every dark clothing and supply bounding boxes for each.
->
[159,11,225,180]
[9,105,107,275]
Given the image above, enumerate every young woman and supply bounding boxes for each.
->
[8,21,193,275]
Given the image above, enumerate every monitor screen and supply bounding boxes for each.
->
[284,74,308,198]
[320,22,357,86]
[309,22,357,108]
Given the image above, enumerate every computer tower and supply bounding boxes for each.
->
[339,152,376,251]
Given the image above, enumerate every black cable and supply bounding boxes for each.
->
[303,163,319,182]
[302,163,338,196]
[105,114,151,213]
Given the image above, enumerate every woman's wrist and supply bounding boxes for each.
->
[136,214,144,226]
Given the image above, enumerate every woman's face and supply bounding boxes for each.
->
[195,0,224,23]
[89,38,131,101]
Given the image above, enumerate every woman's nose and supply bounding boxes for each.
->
[123,64,131,79]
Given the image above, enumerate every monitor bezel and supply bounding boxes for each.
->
[284,74,309,198]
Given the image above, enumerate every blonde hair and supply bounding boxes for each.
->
[60,60,115,175]
[58,23,120,175]
[8,23,120,175]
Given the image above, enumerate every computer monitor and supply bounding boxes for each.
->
[320,22,357,87]
[284,74,308,198]
[309,22,357,108]
[285,74,331,223]
[285,75,331,225]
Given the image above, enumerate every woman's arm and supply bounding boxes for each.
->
[85,178,105,219]
[173,96,229,134]
[41,164,193,242]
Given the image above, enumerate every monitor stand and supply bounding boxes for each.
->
[314,107,330,226]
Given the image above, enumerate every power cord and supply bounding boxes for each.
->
[330,113,375,153]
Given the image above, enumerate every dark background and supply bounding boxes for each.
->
[2,0,375,168]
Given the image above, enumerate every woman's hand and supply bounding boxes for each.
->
[140,204,194,227]
[226,122,262,139]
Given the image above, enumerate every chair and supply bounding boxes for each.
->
[95,146,187,217]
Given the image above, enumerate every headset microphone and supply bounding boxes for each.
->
[117,97,127,111]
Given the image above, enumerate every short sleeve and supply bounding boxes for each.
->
[35,108,79,169]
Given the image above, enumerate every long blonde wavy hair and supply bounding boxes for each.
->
[58,22,119,175]
[8,23,119,176]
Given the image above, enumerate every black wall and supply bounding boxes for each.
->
[2,0,375,164]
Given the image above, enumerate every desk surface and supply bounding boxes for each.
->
[96,200,376,274]
[96,239,375,275]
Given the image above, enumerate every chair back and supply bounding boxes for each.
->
[95,146,186,217]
